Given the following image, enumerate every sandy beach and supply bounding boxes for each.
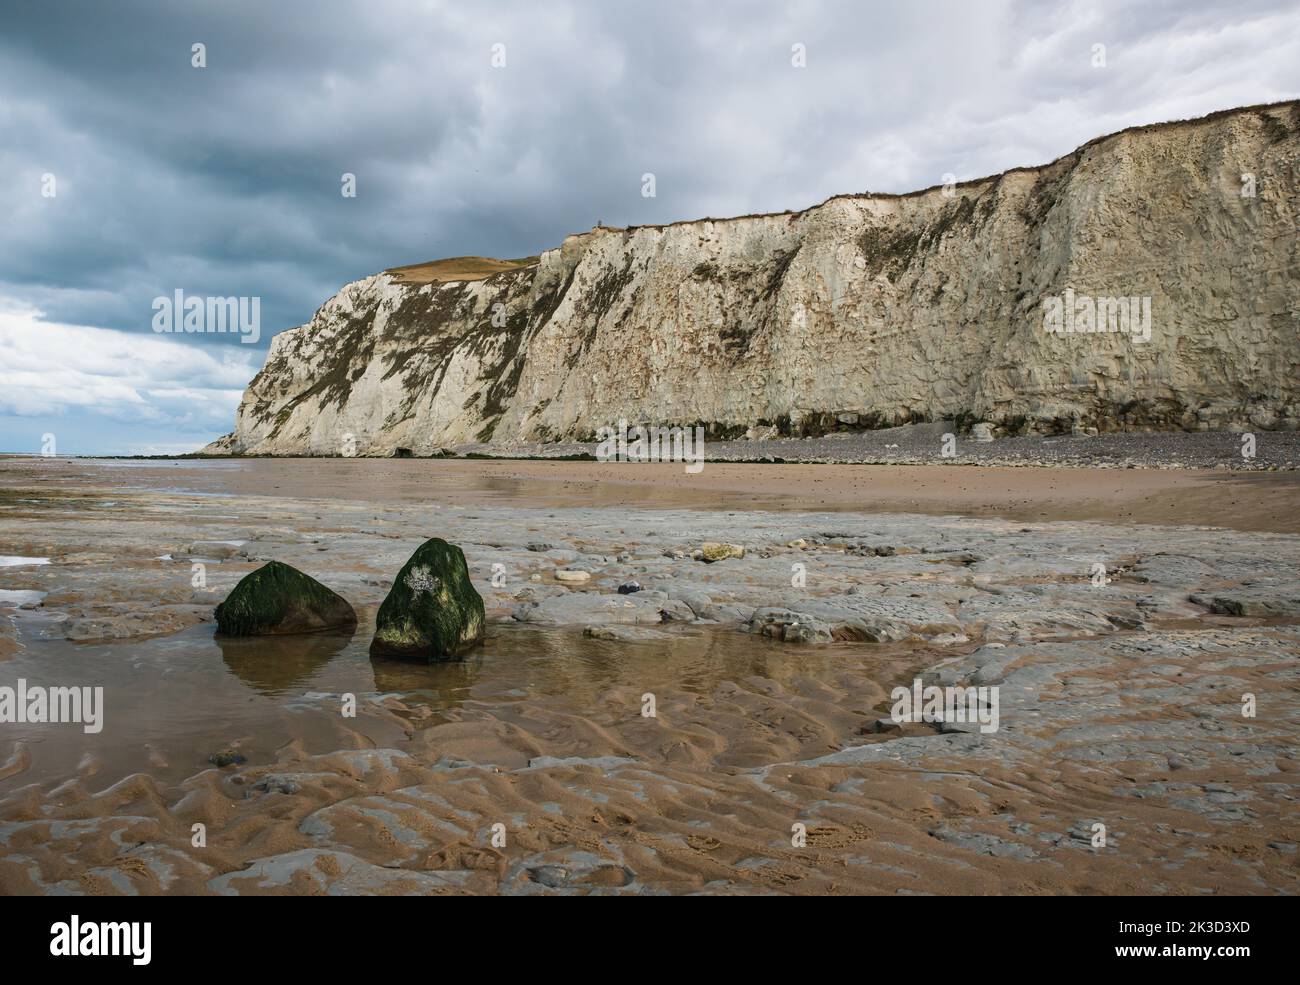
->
[16,454,1300,530]
[1,455,1297,895]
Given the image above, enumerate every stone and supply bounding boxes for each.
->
[616,580,642,594]
[554,569,591,583]
[252,777,301,795]
[214,561,356,636]
[583,625,672,641]
[970,423,995,443]
[657,600,696,622]
[1190,591,1300,618]
[528,865,571,888]
[747,608,834,643]
[513,593,668,626]
[699,542,745,563]
[929,632,970,646]
[369,538,485,661]
[176,541,242,560]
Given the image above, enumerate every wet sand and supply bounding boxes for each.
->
[0,456,1297,895]
[17,455,1300,532]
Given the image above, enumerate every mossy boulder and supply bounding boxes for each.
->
[214,561,357,636]
[370,538,485,661]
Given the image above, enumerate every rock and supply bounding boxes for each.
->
[209,749,246,768]
[747,608,834,643]
[369,538,485,661]
[670,589,713,614]
[528,865,571,888]
[214,561,357,636]
[64,607,209,642]
[850,543,914,557]
[970,423,995,442]
[554,569,591,583]
[172,540,242,560]
[251,776,300,795]
[928,632,970,646]
[513,593,667,626]
[657,600,696,622]
[747,594,958,644]
[694,601,755,623]
[783,620,829,643]
[583,625,672,641]
[1190,591,1300,618]
[616,580,642,594]
[699,542,745,563]
[930,825,1037,860]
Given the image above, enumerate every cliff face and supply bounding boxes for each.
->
[210,102,1300,456]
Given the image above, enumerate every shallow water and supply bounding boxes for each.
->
[0,608,916,792]
[0,557,50,567]
[0,590,44,606]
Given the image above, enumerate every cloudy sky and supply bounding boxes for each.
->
[1,0,1296,454]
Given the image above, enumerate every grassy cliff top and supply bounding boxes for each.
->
[384,255,539,284]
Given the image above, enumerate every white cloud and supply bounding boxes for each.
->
[0,298,256,431]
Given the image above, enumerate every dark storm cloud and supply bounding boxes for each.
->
[3,0,1298,338]
[0,0,1297,453]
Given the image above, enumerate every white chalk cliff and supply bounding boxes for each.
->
[208,101,1300,456]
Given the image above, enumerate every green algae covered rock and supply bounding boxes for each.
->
[214,561,357,636]
[370,538,485,661]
